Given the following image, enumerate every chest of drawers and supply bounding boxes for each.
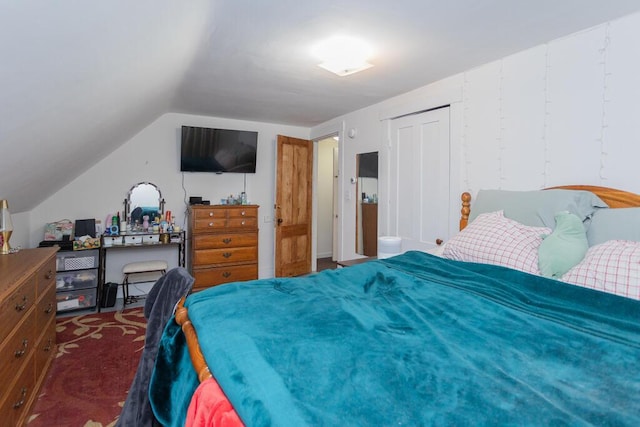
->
[0,247,57,426]
[189,205,259,290]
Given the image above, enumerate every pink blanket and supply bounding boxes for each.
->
[185,378,243,427]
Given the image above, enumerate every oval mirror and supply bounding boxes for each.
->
[124,182,164,226]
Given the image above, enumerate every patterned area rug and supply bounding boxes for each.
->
[28,308,146,427]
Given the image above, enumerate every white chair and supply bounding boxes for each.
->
[122,260,168,306]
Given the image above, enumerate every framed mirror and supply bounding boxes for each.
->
[356,152,378,256]
[124,182,165,226]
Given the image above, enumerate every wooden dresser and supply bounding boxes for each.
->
[361,202,378,257]
[189,205,259,291]
[0,247,57,426]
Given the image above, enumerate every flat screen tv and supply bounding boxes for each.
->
[180,125,258,173]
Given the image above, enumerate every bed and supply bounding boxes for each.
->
[148,185,640,426]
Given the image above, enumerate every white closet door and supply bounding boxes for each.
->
[389,107,450,252]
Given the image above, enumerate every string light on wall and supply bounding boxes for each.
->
[497,59,505,186]
[461,71,470,191]
[597,22,611,181]
[542,43,551,187]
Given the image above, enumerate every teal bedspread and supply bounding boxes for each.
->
[150,251,640,426]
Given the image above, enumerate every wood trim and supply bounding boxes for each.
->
[459,185,640,230]
[459,192,471,230]
[175,297,212,383]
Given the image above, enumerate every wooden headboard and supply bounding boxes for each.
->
[459,185,640,230]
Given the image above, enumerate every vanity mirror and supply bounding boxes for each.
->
[356,152,378,256]
[123,182,165,227]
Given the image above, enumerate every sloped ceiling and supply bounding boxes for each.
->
[2,0,640,213]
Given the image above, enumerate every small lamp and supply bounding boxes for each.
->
[0,199,14,255]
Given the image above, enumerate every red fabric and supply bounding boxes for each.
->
[186,378,244,427]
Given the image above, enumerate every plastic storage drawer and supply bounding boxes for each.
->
[56,249,99,271]
[56,288,97,312]
[55,269,98,291]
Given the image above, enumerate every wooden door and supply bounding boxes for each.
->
[275,135,313,277]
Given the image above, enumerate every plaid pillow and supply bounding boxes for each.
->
[562,240,640,300]
[443,210,551,275]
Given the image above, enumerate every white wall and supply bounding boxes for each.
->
[29,113,309,287]
[457,14,640,194]
[312,11,640,261]
[316,138,337,258]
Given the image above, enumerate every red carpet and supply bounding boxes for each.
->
[28,308,146,427]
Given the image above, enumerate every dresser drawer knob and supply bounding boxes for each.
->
[208,222,214,227]
[241,211,246,216]
[222,272,231,278]
[15,296,27,311]
[13,387,27,409]
[44,338,53,352]
[14,339,28,358]
[241,220,246,225]
[45,269,54,280]
[209,212,214,217]
[45,303,54,314]
[222,238,232,244]
[222,252,232,258]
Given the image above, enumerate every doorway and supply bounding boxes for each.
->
[274,133,339,276]
[315,135,339,270]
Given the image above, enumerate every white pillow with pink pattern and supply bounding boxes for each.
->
[443,210,551,275]
[561,240,640,300]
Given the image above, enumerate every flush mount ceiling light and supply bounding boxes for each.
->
[312,36,374,77]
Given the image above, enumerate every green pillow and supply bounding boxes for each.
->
[538,211,589,278]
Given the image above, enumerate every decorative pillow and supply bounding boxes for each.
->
[443,210,551,275]
[538,211,589,278]
[468,189,608,228]
[587,207,640,246]
[562,240,640,300]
